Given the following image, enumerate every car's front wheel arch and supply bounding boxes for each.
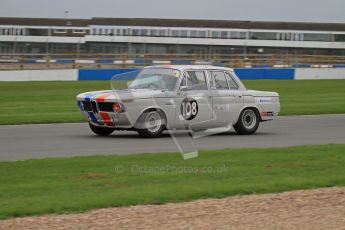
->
[136,108,167,125]
[135,108,167,137]
[89,122,114,136]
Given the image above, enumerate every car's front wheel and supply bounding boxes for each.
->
[89,123,114,136]
[137,111,165,138]
[234,108,260,135]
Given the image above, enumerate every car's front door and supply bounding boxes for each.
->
[174,70,214,130]
[208,70,243,126]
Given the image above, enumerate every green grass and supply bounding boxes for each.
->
[244,79,345,115]
[0,81,126,125]
[0,79,344,124]
[0,144,345,219]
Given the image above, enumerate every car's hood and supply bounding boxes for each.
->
[77,89,173,101]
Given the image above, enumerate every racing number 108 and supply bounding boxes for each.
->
[181,100,198,120]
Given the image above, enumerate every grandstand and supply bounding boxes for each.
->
[0,17,344,69]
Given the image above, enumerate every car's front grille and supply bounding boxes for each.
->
[82,101,98,113]
[91,101,98,113]
[82,101,92,112]
[98,102,114,112]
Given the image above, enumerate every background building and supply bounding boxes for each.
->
[0,17,344,68]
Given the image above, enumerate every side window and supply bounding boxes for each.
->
[225,72,239,90]
[185,73,193,88]
[211,71,229,90]
[179,73,192,89]
[185,71,208,90]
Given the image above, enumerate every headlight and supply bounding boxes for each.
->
[113,102,125,113]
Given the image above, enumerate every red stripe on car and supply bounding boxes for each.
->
[96,93,114,125]
[96,93,113,102]
[99,112,113,125]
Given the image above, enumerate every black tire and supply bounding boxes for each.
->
[89,123,114,136]
[136,111,165,138]
[234,108,260,135]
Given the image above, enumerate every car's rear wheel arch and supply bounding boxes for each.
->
[248,106,260,120]
[237,106,261,123]
[233,106,260,135]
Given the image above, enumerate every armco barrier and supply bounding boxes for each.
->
[1,68,345,81]
[78,68,296,81]
[78,68,139,80]
[234,68,295,80]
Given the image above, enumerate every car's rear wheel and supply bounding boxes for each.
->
[137,111,165,138]
[234,108,259,135]
[89,123,114,136]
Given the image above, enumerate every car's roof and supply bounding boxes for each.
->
[145,65,234,71]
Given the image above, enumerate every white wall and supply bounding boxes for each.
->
[295,68,345,80]
[85,35,345,49]
[0,36,84,44]
[0,69,78,81]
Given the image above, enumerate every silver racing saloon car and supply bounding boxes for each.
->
[77,65,280,137]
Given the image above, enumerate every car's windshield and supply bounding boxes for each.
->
[128,68,180,91]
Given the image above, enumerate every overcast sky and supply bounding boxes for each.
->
[0,0,345,23]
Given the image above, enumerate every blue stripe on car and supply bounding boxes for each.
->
[87,112,98,123]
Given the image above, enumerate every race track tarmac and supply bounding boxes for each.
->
[0,114,344,161]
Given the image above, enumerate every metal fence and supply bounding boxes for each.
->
[1,53,345,70]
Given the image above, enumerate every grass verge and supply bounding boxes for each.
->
[244,79,345,115]
[0,144,344,219]
[0,81,120,125]
[0,79,344,125]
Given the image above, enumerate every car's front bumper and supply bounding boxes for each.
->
[77,100,132,128]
